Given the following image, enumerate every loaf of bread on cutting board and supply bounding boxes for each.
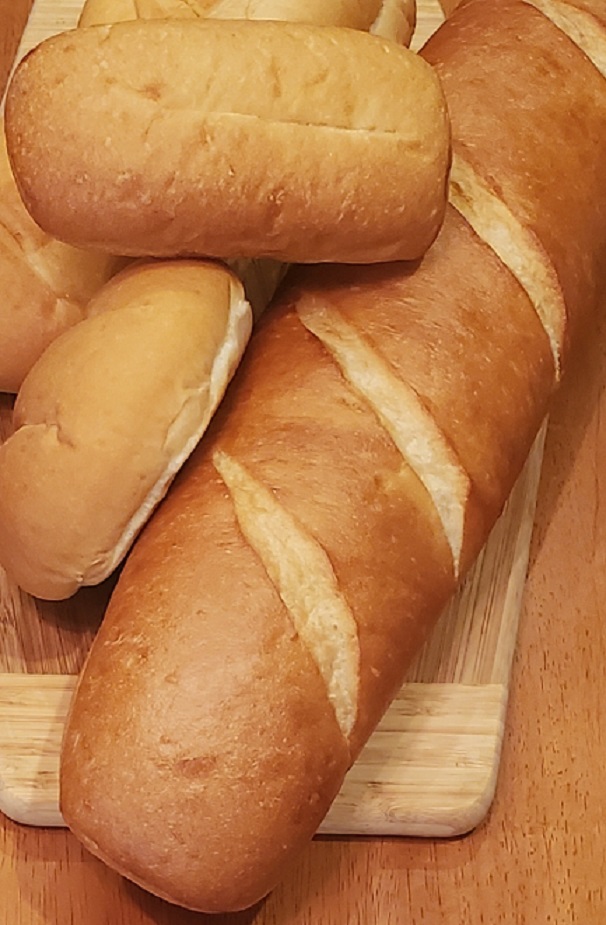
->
[54,0,606,913]
[5,19,450,264]
[0,0,414,393]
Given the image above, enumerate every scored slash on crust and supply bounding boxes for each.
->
[212,448,360,742]
[296,298,470,578]
[524,0,606,77]
[448,153,566,377]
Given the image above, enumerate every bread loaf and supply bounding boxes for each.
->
[0,259,250,601]
[421,0,606,373]
[78,0,417,46]
[59,0,606,912]
[5,20,450,264]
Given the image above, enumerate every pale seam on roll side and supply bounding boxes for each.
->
[226,257,287,321]
[296,299,468,577]
[370,0,416,44]
[448,152,565,375]
[523,0,606,77]
[205,286,253,414]
[91,292,253,586]
[212,449,359,741]
[0,207,55,292]
[0,222,90,310]
[0,222,70,307]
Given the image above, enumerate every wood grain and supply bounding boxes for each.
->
[1,1,605,923]
[0,674,508,833]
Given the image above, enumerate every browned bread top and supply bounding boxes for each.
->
[423,0,606,369]
[5,20,450,264]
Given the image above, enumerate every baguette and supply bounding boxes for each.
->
[5,20,450,264]
[59,0,606,912]
[0,259,250,601]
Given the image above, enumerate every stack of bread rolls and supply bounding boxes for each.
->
[0,259,251,600]
[2,0,606,914]
[0,0,413,393]
[0,0,427,598]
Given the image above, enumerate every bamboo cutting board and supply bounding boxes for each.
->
[0,0,544,837]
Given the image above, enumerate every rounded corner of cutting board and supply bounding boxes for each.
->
[319,681,508,838]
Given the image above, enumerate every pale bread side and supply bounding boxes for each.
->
[0,260,250,600]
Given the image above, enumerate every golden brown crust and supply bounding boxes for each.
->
[5,20,450,264]
[59,215,558,912]
[61,293,457,910]
[61,209,558,912]
[59,0,606,914]
[61,451,352,912]
[422,0,606,367]
[285,206,556,574]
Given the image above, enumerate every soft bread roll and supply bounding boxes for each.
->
[0,260,250,601]
[0,124,124,393]
[0,3,120,396]
[78,0,417,46]
[5,20,450,264]
[59,0,606,912]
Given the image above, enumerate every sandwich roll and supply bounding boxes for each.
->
[5,20,450,264]
[0,0,123,396]
[59,0,606,913]
[0,0,395,394]
[78,0,417,46]
[0,259,250,601]
[0,125,125,393]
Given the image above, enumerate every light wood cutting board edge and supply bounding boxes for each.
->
[0,0,544,838]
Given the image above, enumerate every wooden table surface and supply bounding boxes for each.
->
[1,0,605,921]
